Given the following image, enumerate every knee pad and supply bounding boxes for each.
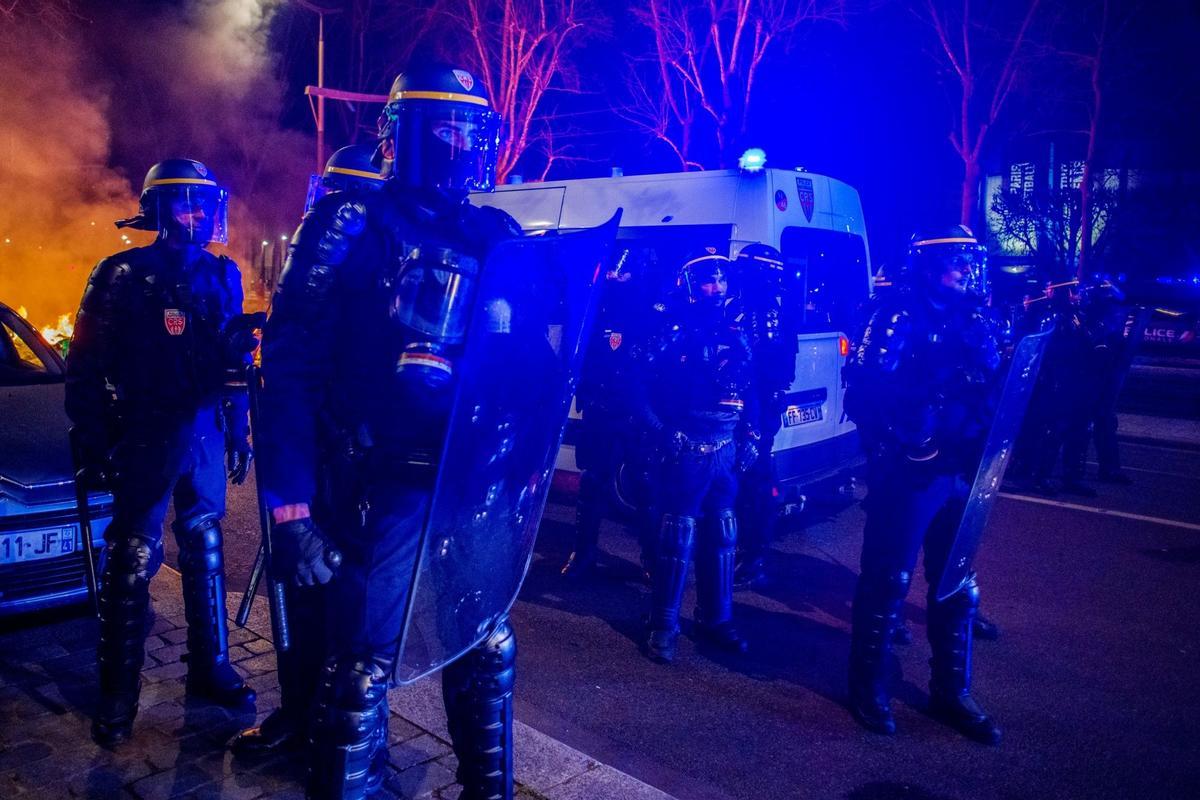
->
[712,509,737,549]
[934,573,980,613]
[658,514,697,554]
[104,532,163,587]
[316,652,393,743]
[175,514,223,574]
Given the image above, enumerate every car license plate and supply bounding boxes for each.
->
[783,404,823,428]
[0,525,78,566]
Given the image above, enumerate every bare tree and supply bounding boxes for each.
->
[396,0,604,184]
[0,0,81,34]
[991,177,1119,277]
[624,0,847,170]
[919,0,1044,229]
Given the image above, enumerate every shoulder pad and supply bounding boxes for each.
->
[281,196,370,302]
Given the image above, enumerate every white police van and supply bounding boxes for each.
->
[471,167,872,491]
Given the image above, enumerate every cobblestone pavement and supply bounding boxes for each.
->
[0,569,675,800]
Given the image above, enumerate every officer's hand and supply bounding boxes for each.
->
[227,440,253,485]
[664,429,689,458]
[272,517,342,587]
[72,426,115,489]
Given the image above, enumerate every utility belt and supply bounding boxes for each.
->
[680,436,732,456]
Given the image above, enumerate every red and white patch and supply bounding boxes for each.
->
[164,309,187,336]
[193,161,209,178]
[608,331,623,351]
[452,70,475,91]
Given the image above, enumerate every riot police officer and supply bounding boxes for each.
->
[843,225,1003,744]
[66,158,257,746]
[304,143,386,214]
[236,65,525,799]
[1013,280,1091,495]
[728,243,798,588]
[635,247,756,663]
[561,250,651,578]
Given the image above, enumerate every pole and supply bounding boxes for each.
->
[316,12,326,174]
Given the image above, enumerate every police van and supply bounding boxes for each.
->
[470,167,872,491]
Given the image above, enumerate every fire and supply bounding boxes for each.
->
[40,313,75,353]
[17,305,29,318]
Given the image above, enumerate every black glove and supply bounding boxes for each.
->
[271,517,342,587]
[227,439,253,485]
[664,429,690,459]
[70,425,116,488]
[222,312,266,359]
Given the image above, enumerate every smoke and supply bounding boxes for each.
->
[0,19,134,325]
[0,1,313,327]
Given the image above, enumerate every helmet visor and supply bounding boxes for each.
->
[155,185,229,245]
[382,102,500,192]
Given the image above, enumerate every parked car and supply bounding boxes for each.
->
[0,301,110,616]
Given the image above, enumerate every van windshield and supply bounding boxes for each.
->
[780,227,870,335]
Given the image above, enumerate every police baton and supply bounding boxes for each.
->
[67,427,102,619]
[234,361,291,652]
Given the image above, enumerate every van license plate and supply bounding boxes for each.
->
[783,405,823,427]
[0,525,78,565]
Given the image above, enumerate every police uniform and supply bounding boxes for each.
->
[244,66,526,800]
[66,159,255,747]
[635,249,756,663]
[729,244,799,587]
[843,226,1003,744]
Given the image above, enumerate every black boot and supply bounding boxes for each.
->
[927,576,1002,745]
[443,619,516,800]
[847,571,910,735]
[230,708,305,757]
[176,516,256,709]
[645,515,695,663]
[308,652,393,800]
[92,532,158,747]
[694,510,747,655]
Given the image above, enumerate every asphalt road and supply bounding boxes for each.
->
[163,361,1200,800]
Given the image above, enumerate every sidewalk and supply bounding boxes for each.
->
[1117,412,1200,449]
[0,569,676,800]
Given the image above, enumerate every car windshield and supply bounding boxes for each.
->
[1,310,63,386]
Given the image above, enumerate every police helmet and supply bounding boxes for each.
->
[733,242,787,295]
[116,159,229,245]
[304,145,385,213]
[678,246,731,306]
[905,225,988,298]
[376,63,501,194]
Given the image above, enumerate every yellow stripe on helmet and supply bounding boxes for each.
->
[326,166,384,181]
[147,177,219,187]
[390,90,489,108]
[912,236,979,247]
[682,254,731,271]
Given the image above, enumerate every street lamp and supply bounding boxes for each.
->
[294,1,343,173]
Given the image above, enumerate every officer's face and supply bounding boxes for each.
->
[697,271,728,301]
[169,193,216,241]
[940,254,975,295]
[431,119,480,152]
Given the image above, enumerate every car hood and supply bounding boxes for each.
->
[0,382,78,505]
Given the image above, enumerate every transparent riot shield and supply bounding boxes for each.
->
[393,212,621,683]
[935,329,1053,601]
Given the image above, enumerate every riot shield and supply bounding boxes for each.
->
[935,329,1052,601]
[393,212,621,683]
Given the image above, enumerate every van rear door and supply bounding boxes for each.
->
[771,226,871,485]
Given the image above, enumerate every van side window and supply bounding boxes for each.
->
[780,227,869,335]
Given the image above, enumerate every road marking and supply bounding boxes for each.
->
[1084,462,1200,480]
[999,492,1200,532]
